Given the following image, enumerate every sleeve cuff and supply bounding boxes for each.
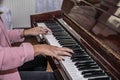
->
[21,43,34,62]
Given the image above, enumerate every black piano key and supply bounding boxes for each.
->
[49,27,62,30]
[73,48,85,52]
[73,51,88,55]
[72,55,90,59]
[76,63,97,68]
[53,32,68,35]
[56,36,72,39]
[82,70,106,78]
[45,21,57,25]
[73,51,86,55]
[62,44,80,49]
[73,52,87,56]
[48,23,60,26]
[45,23,58,25]
[60,42,77,46]
[53,33,69,36]
[88,77,111,80]
[72,53,88,56]
[71,55,89,59]
[59,41,77,45]
[72,53,86,57]
[52,29,64,32]
[73,48,85,54]
[78,63,98,67]
[75,61,95,66]
[72,57,92,62]
[84,72,106,78]
[58,39,76,42]
[72,52,88,56]
[47,24,61,27]
[78,66,99,70]
[75,60,95,66]
[63,46,80,50]
[55,35,72,39]
[72,54,88,60]
[82,70,104,75]
[53,33,68,36]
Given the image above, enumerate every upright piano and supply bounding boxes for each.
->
[30,0,120,80]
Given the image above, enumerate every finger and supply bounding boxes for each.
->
[42,27,52,33]
[53,54,63,61]
[36,29,47,34]
[41,30,47,34]
[44,27,52,32]
[50,51,62,61]
[57,51,72,56]
[38,28,50,35]
[59,47,74,53]
[45,30,52,35]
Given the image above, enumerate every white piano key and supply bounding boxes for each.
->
[37,23,61,47]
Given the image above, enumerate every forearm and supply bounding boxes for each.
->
[7,29,25,43]
[0,43,34,70]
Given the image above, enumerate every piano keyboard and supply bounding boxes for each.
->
[37,20,111,80]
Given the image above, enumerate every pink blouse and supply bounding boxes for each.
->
[0,19,34,80]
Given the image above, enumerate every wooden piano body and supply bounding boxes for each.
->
[30,0,120,80]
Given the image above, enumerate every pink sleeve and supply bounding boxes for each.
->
[0,43,34,70]
[7,29,25,43]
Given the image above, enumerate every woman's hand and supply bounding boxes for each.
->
[33,44,74,60]
[23,27,52,36]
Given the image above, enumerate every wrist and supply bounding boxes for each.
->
[33,45,40,56]
[23,29,29,36]
[23,30,26,36]
[20,29,26,38]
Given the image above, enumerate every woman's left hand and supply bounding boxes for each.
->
[23,26,52,36]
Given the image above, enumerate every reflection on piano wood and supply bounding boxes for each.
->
[30,0,120,80]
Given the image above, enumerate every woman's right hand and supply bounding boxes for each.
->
[33,44,74,60]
